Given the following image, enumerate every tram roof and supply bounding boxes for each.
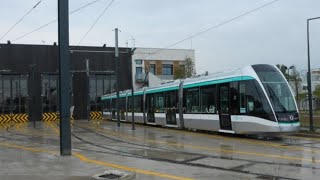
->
[102,64,264,100]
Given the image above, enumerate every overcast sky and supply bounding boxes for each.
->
[0,0,319,74]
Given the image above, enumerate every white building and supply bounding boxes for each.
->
[299,69,320,110]
[300,69,320,92]
[132,48,195,89]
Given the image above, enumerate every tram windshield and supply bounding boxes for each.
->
[252,65,297,113]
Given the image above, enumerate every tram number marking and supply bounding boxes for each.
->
[234,116,243,121]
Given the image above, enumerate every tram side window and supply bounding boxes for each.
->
[154,93,165,112]
[127,96,132,112]
[239,82,246,114]
[185,88,200,113]
[134,95,143,112]
[146,94,155,112]
[200,86,217,114]
[230,82,239,114]
[104,99,110,112]
[111,99,116,110]
[245,80,275,121]
[165,91,177,109]
[119,98,126,112]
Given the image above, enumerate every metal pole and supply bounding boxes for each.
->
[307,16,320,132]
[58,0,71,155]
[86,59,90,121]
[130,49,136,130]
[307,19,313,132]
[30,65,36,128]
[115,28,120,127]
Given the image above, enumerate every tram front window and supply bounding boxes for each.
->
[264,83,296,113]
[252,65,298,122]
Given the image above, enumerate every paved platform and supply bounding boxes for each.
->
[0,120,320,180]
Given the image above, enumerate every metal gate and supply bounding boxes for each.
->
[0,74,29,123]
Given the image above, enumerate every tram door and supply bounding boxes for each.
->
[219,83,232,130]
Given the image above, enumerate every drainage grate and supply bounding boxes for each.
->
[99,174,121,179]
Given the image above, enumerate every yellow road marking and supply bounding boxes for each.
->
[73,152,193,180]
[11,122,56,137]
[0,142,57,155]
[80,123,320,163]
[0,141,193,180]
[46,122,60,135]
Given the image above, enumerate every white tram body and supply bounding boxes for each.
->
[101,64,300,134]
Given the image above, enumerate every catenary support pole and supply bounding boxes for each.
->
[115,28,120,127]
[86,59,90,121]
[307,19,314,132]
[130,48,136,130]
[58,0,71,155]
[306,17,320,131]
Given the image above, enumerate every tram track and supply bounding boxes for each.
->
[73,123,320,169]
[75,124,320,168]
[110,120,320,154]
[1,122,318,180]
[78,122,320,159]
[71,125,302,180]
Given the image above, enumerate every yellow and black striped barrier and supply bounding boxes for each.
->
[0,114,11,123]
[90,111,102,120]
[0,112,74,124]
[0,113,29,124]
[42,112,74,122]
[11,114,28,123]
[42,112,59,122]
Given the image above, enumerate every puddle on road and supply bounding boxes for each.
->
[130,149,202,162]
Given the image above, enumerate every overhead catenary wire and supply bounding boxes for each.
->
[13,0,103,42]
[77,0,115,45]
[0,0,42,42]
[142,0,281,59]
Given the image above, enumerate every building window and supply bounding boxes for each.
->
[162,64,173,75]
[150,64,156,74]
[136,67,143,74]
[135,59,142,65]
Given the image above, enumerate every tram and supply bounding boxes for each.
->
[101,64,300,134]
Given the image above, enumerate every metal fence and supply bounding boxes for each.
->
[299,110,320,131]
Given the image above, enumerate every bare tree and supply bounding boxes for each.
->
[290,66,302,105]
[173,57,196,79]
[184,57,196,78]
[276,64,288,78]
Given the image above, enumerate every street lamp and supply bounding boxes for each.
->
[307,16,320,132]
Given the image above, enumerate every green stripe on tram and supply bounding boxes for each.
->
[102,76,254,100]
[127,91,144,96]
[183,76,254,89]
[278,121,300,125]
[146,86,179,94]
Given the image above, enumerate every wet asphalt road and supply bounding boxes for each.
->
[0,120,319,180]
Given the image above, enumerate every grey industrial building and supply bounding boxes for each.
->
[0,43,132,122]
